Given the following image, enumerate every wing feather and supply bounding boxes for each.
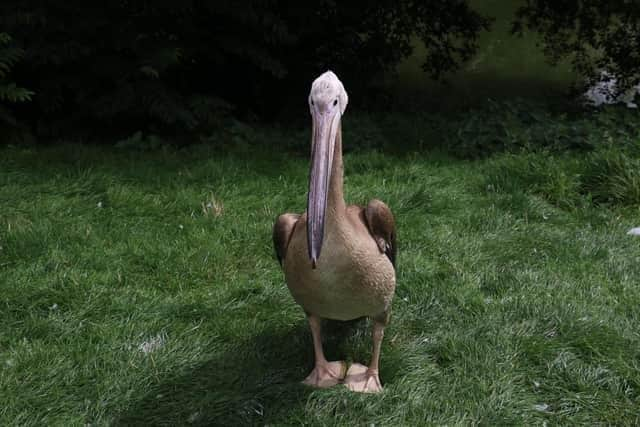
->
[273,213,300,266]
[363,199,396,268]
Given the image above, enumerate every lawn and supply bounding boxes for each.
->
[1,105,640,425]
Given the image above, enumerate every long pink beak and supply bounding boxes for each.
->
[307,110,340,268]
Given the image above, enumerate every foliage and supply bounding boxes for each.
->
[340,100,640,210]
[0,1,489,137]
[285,97,640,161]
[0,33,33,126]
[441,99,640,158]
[115,131,168,151]
[513,0,640,93]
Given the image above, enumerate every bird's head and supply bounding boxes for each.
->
[307,71,348,269]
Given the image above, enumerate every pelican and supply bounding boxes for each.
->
[273,71,396,393]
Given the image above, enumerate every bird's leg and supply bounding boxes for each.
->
[368,320,384,382]
[345,313,388,393]
[302,314,347,388]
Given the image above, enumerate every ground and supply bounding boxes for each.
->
[1,113,639,424]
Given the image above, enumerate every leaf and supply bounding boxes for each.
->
[0,83,34,103]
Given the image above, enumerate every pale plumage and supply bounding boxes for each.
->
[273,71,396,393]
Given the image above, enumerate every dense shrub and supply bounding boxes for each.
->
[0,1,490,138]
[514,1,640,94]
[0,33,33,126]
[446,99,640,158]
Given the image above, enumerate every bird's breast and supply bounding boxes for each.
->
[283,219,395,320]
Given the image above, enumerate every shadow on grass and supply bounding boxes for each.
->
[113,318,371,426]
[113,322,315,426]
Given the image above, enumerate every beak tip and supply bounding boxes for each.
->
[311,257,317,269]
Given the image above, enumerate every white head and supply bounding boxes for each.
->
[308,70,349,116]
[306,71,348,268]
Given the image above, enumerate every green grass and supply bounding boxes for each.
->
[2,110,640,425]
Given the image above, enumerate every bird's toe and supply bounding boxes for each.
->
[302,360,347,388]
[344,363,383,393]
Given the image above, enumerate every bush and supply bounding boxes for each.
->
[513,1,640,94]
[0,32,33,126]
[446,99,640,158]
[0,1,490,138]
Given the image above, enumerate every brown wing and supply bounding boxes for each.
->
[364,199,396,268]
[273,213,300,266]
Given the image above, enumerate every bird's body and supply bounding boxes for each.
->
[273,71,396,393]
[283,207,395,321]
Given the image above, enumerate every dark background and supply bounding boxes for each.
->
[1,0,639,142]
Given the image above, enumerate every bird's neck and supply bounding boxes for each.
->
[327,124,346,218]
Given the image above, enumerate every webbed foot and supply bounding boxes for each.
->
[344,363,383,393]
[302,361,348,388]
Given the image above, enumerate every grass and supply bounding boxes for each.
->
[2,107,640,425]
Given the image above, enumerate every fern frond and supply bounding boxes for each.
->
[0,83,34,102]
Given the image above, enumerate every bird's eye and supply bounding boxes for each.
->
[333,99,338,106]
